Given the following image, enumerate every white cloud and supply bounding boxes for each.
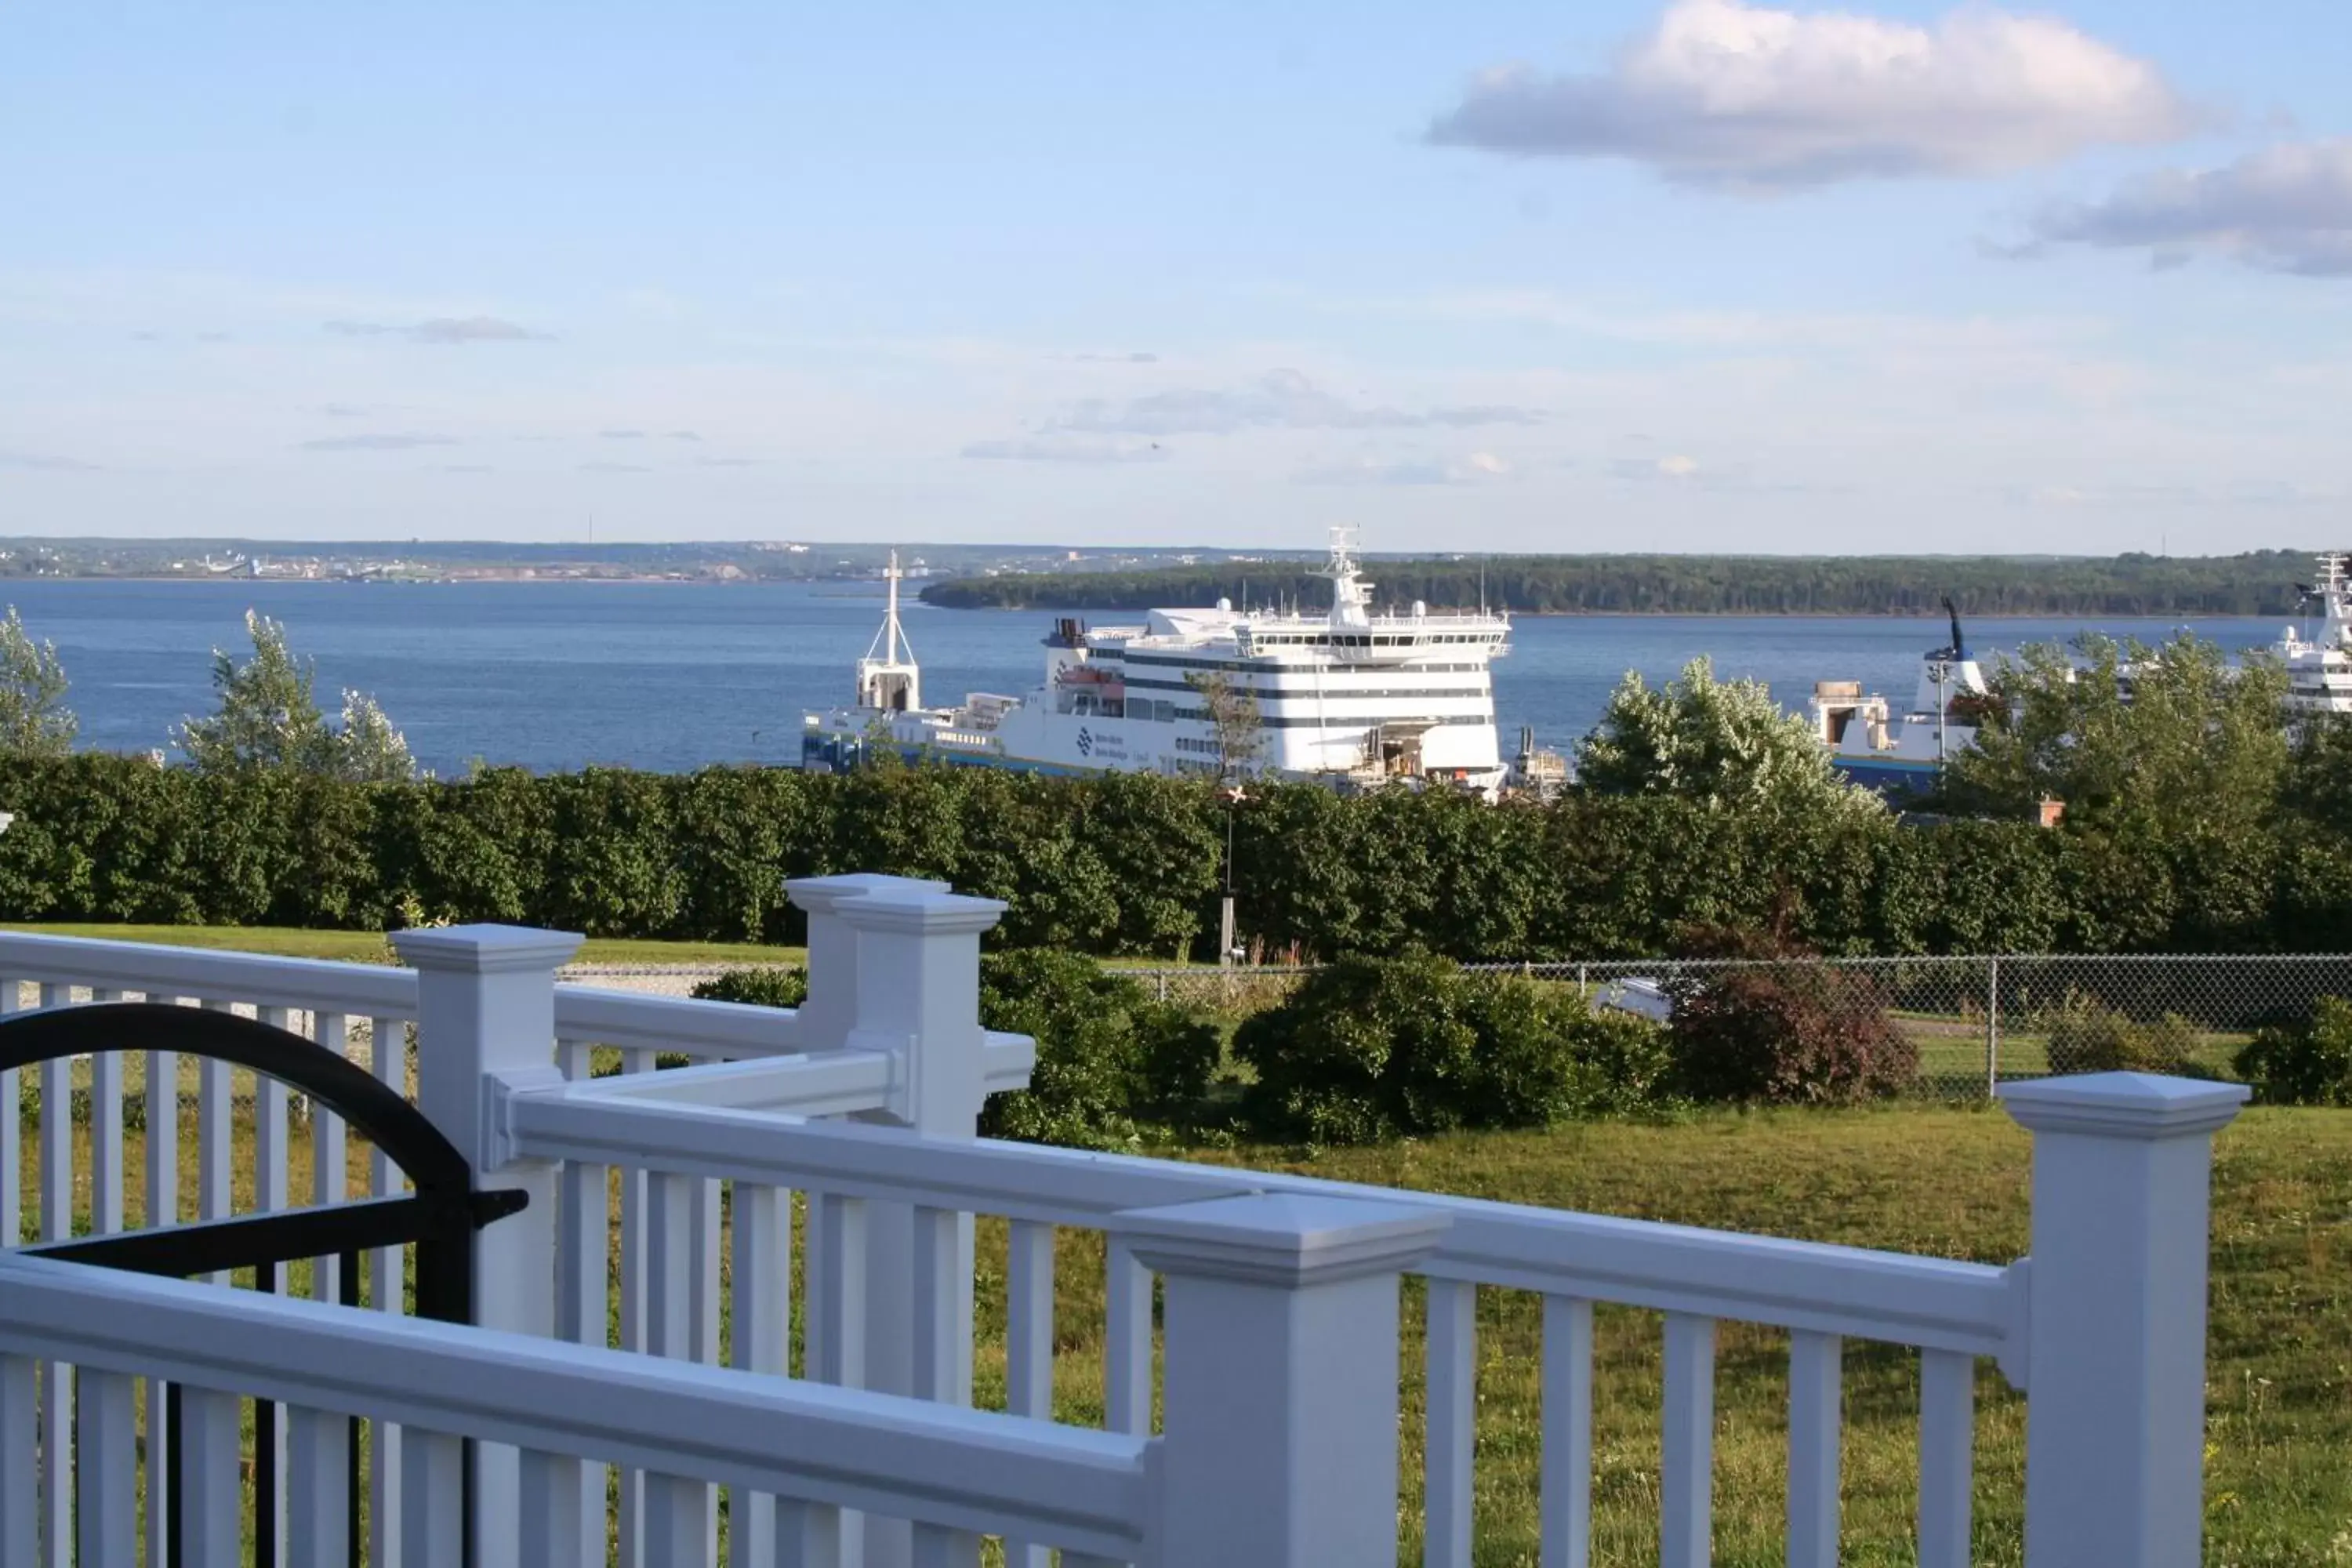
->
[325,316,552,345]
[1426,0,2193,187]
[1615,452,1704,480]
[1055,368,1541,436]
[299,433,458,452]
[960,436,1171,463]
[1297,451,1516,486]
[2016,139,2352,277]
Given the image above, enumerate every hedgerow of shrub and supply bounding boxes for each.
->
[2235,995,2352,1105]
[1233,950,1673,1145]
[689,967,808,1009]
[975,950,1222,1149]
[1664,931,1916,1105]
[2035,990,2204,1076]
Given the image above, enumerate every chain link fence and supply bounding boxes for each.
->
[1121,954,2352,1098]
[570,956,2352,1100]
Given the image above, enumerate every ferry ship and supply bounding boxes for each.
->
[800,531,1519,794]
[2278,553,2352,715]
[1806,600,1989,796]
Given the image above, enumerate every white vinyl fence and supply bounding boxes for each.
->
[0,877,2246,1567]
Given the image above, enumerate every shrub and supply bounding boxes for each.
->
[2235,996,2352,1105]
[2036,991,2202,1075]
[976,950,1221,1149]
[1235,951,1672,1144]
[1664,932,1916,1105]
[690,967,809,1009]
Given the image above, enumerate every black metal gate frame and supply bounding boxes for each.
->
[0,1002,528,1568]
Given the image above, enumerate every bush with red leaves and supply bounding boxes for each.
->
[1664,928,1918,1105]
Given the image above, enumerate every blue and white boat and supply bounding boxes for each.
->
[1806,601,1987,795]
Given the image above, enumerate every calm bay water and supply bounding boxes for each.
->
[1,579,2285,777]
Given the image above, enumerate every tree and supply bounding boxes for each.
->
[336,689,418,785]
[1943,632,2287,834]
[1185,670,1264,778]
[1576,656,1883,824]
[177,609,417,781]
[0,606,76,756]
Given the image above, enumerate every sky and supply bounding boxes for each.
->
[4,0,2351,554]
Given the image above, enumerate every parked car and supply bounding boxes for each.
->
[1593,976,1673,1022]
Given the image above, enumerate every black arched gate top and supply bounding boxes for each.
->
[0,1000,524,1322]
[2,1002,526,1568]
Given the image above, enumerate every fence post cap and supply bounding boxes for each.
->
[832,886,1007,937]
[784,873,951,914]
[1999,1072,2250,1139]
[390,924,583,975]
[1114,1192,1448,1287]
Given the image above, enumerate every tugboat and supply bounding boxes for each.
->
[802,531,1519,794]
[1807,598,1990,795]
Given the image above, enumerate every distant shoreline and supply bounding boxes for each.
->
[0,576,2293,620]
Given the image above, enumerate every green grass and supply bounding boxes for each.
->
[0,920,804,968]
[20,1102,2350,1565]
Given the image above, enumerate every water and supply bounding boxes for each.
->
[0,579,2287,776]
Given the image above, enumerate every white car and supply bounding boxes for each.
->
[1593,977,1673,1022]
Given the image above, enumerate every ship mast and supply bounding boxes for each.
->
[855,550,922,711]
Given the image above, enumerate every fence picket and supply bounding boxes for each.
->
[1539,1295,1593,1568]
[1787,1331,1842,1568]
[1917,1350,1975,1568]
[0,1354,33,1568]
[178,1387,241,1568]
[1004,1220,1056,1568]
[286,1404,350,1565]
[35,985,69,1568]
[144,1000,185,1568]
[1425,1279,1478,1568]
[1661,1313,1716,1568]
[74,1369,136,1568]
[733,1181,792,1568]
[366,1013,404,1568]
[1105,1240,1151,1437]
[520,1447,585,1568]
[400,1428,466,1567]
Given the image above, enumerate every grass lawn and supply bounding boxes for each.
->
[20,1100,2350,1565]
[0,920,804,968]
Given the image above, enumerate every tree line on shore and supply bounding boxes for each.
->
[918,549,2319,616]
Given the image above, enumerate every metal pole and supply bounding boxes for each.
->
[1986,956,2001,1098]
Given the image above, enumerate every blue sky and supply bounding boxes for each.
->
[4,0,2350,553]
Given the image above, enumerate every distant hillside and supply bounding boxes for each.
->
[918,552,2321,617]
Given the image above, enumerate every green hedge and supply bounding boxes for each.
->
[0,752,2333,959]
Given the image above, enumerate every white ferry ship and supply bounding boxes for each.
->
[2278,553,2352,715]
[1806,601,1989,796]
[800,530,1519,794]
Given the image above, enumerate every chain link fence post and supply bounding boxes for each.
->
[1986,955,2002,1100]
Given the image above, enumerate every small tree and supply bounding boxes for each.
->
[336,689,419,785]
[178,609,416,781]
[1578,656,1882,824]
[0,605,76,756]
[1185,670,1264,778]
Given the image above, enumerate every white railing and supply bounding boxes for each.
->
[0,876,2249,1568]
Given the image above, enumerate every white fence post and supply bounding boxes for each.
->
[788,875,1003,1568]
[1118,1192,1449,1567]
[394,922,584,1568]
[2000,1072,2249,1568]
